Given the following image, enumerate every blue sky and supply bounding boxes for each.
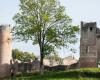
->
[0,0,100,59]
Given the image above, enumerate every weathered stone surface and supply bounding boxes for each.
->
[0,25,12,78]
[80,21,100,68]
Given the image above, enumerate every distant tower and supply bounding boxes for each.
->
[0,25,12,77]
[80,22,97,67]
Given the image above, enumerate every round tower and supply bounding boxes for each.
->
[0,25,12,64]
[0,25,12,77]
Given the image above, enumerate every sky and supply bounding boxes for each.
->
[0,0,100,59]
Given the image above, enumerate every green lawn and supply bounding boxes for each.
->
[6,68,100,80]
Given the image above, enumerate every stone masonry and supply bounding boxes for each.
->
[0,25,12,78]
[80,21,100,68]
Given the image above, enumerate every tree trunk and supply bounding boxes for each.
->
[40,52,44,75]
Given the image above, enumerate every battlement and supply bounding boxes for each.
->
[81,21,96,28]
[0,25,11,31]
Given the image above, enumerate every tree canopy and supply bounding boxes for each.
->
[12,49,36,62]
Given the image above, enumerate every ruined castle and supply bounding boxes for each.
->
[1,22,100,77]
[0,25,12,77]
[80,22,100,68]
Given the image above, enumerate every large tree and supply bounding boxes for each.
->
[13,0,79,74]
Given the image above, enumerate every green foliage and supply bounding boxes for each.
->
[13,0,79,55]
[12,49,36,62]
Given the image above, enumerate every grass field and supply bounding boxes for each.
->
[7,68,100,80]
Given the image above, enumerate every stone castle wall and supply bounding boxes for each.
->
[80,22,98,68]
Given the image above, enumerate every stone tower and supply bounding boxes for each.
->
[0,25,12,77]
[80,22,97,67]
